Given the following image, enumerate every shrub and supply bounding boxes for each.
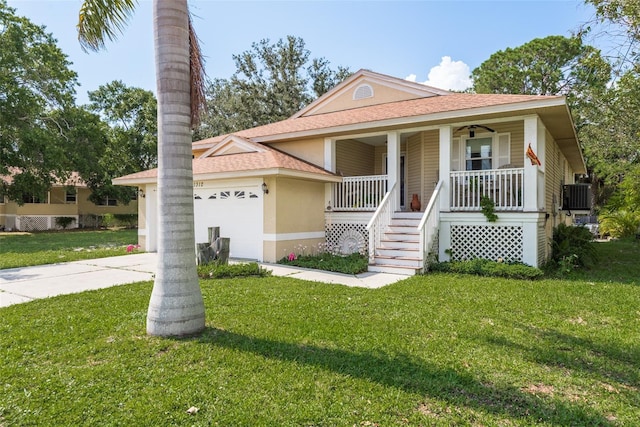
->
[599,210,640,238]
[430,258,543,280]
[197,262,271,279]
[550,223,597,269]
[102,213,116,228]
[55,216,75,229]
[113,214,138,228]
[279,252,368,275]
[480,196,498,222]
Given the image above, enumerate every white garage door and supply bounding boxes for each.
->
[193,183,263,260]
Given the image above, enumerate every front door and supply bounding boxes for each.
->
[384,153,407,210]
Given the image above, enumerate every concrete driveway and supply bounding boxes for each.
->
[0,253,408,308]
[0,253,156,307]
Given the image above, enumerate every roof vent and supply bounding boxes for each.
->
[353,84,373,100]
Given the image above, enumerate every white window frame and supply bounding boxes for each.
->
[451,132,511,171]
[66,189,77,204]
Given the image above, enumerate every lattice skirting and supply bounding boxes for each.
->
[325,222,369,255]
[16,216,50,231]
[16,215,79,231]
[450,225,523,262]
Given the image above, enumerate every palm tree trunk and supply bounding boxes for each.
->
[147,0,205,336]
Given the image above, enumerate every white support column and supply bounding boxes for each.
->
[438,125,452,211]
[387,131,400,211]
[324,138,336,172]
[438,125,452,262]
[324,138,336,210]
[523,116,544,212]
[522,220,540,267]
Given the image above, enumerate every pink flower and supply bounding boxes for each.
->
[288,252,296,261]
[126,244,139,253]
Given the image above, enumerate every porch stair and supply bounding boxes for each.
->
[369,212,423,276]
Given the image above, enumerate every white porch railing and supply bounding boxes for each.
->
[450,168,524,211]
[331,175,387,211]
[418,180,443,272]
[366,183,397,263]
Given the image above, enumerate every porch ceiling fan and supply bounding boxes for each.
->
[455,124,495,138]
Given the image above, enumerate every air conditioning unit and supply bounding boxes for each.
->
[562,184,591,211]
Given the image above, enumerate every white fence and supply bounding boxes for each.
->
[450,168,524,211]
[332,175,387,211]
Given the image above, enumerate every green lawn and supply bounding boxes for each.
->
[1,239,639,426]
[0,229,138,269]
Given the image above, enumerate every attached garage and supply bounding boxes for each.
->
[114,135,340,263]
[193,179,263,260]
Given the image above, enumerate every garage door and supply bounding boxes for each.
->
[193,184,263,260]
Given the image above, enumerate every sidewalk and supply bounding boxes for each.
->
[0,253,408,308]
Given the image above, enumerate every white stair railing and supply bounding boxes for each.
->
[418,180,443,272]
[366,183,397,264]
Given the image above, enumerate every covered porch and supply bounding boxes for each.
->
[323,116,551,272]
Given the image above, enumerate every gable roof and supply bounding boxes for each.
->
[114,139,339,185]
[291,69,451,118]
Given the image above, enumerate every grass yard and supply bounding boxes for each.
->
[1,239,639,426]
[0,229,138,269]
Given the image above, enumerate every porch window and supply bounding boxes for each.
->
[97,196,118,206]
[22,194,47,204]
[66,189,77,203]
[465,137,493,170]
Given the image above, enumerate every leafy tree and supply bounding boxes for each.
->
[0,0,78,202]
[581,1,640,212]
[584,0,640,72]
[85,81,157,204]
[78,0,206,337]
[88,80,158,172]
[471,35,610,107]
[194,36,350,139]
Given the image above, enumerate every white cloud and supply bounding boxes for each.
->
[407,56,473,92]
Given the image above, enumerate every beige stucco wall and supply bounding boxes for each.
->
[262,176,326,262]
[0,186,136,230]
[310,80,426,115]
[268,137,325,167]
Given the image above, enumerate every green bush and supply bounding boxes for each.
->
[430,258,543,280]
[55,216,75,229]
[599,210,640,238]
[550,223,597,269]
[279,252,368,275]
[197,262,271,279]
[113,214,138,228]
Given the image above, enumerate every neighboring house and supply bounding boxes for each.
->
[0,172,138,231]
[114,69,585,275]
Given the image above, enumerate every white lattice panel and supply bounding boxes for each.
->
[450,225,523,262]
[325,222,369,255]
[17,216,49,231]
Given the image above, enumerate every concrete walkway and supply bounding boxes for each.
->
[0,253,408,308]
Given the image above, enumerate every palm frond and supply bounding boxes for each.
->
[189,13,208,128]
[78,0,138,52]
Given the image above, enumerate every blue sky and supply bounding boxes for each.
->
[8,0,597,105]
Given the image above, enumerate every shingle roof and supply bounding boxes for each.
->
[193,93,562,147]
[114,141,337,183]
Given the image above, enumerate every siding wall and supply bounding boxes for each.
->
[407,133,422,207]
[421,130,440,206]
[335,140,376,176]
